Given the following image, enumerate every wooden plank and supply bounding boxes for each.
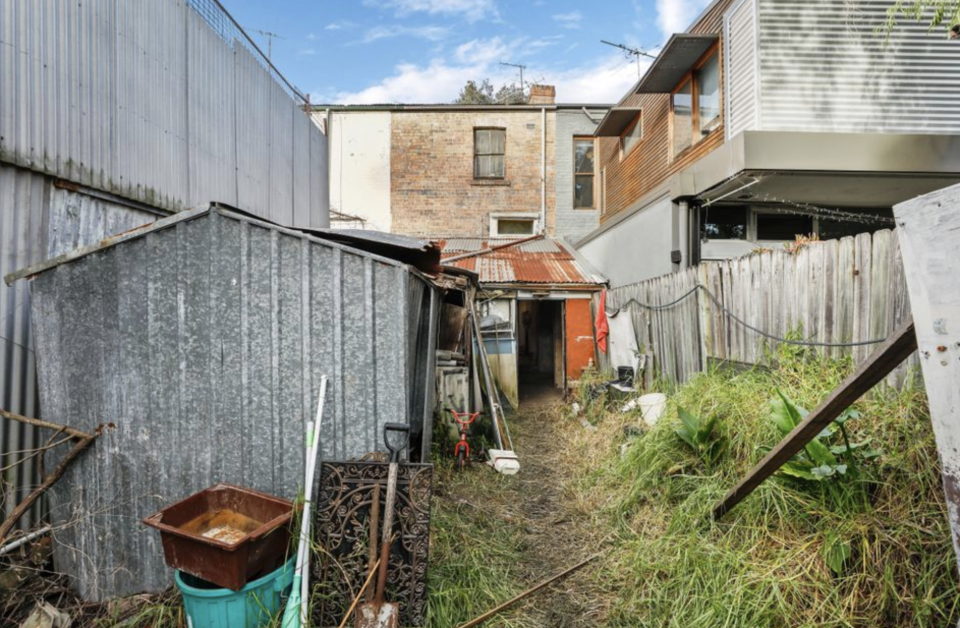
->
[712,318,917,520]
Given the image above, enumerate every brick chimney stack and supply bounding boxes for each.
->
[527,84,556,105]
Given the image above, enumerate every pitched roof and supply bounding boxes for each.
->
[439,236,606,288]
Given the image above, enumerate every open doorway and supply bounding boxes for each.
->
[517,299,564,402]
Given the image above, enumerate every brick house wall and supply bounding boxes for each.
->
[390,109,556,237]
[555,108,606,243]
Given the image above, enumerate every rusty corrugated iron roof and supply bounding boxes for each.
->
[438,236,606,287]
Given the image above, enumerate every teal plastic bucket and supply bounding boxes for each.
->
[176,558,295,628]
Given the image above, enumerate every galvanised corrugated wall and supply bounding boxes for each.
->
[1,163,160,530]
[26,207,436,601]
[756,0,960,133]
[724,0,759,139]
[0,0,328,228]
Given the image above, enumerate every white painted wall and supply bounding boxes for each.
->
[577,195,674,288]
[328,111,392,232]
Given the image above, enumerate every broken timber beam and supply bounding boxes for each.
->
[712,318,917,520]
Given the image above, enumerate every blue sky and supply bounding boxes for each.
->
[223,0,713,104]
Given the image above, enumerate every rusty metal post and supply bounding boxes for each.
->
[894,184,960,578]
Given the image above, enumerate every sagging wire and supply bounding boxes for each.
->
[608,284,888,348]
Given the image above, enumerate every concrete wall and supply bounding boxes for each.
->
[390,110,555,237]
[578,195,674,288]
[328,111,393,231]
[555,109,603,243]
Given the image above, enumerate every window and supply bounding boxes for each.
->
[756,213,814,241]
[673,79,694,155]
[491,214,538,237]
[573,138,596,209]
[619,113,643,157]
[701,206,747,240]
[474,128,505,179]
[671,49,720,158]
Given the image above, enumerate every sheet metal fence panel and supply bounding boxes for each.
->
[0,0,328,226]
[603,229,919,386]
[0,165,160,531]
[26,207,435,600]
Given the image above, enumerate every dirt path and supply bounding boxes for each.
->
[495,388,606,627]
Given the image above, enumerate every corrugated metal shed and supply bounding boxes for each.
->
[13,206,438,601]
[441,237,606,287]
[1,164,159,531]
[0,0,328,227]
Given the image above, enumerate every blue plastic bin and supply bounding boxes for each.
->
[176,557,295,628]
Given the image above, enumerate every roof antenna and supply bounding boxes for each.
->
[600,40,657,77]
[499,61,527,95]
[253,29,285,61]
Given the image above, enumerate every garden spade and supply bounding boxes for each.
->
[357,423,409,628]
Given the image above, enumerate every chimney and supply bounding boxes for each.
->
[527,84,556,105]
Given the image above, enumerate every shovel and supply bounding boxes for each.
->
[357,422,409,628]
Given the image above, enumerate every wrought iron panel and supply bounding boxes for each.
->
[312,460,433,627]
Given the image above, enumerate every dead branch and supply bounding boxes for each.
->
[0,408,92,440]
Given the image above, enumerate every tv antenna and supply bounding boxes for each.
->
[500,61,527,91]
[253,29,285,61]
[600,40,657,77]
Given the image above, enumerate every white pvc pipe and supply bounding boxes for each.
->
[0,525,52,557]
[540,107,546,234]
[299,375,328,625]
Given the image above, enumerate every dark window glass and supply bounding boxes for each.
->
[757,213,814,241]
[574,175,594,209]
[817,209,893,240]
[701,206,747,240]
[574,138,595,208]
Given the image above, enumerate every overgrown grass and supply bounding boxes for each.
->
[571,347,959,627]
[425,462,537,628]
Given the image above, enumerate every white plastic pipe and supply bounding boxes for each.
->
[300,375,328,625]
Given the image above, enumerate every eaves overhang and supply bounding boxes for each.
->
[594,108,643,137]
[634,34,718,94]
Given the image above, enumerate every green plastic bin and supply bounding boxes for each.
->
[176,557,295,628]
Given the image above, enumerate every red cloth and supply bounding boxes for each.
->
[595,290,609,355]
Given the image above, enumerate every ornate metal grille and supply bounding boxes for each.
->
[311,461,433,627]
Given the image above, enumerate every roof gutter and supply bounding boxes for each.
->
[441,234,544,264]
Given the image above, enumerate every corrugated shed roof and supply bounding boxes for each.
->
[439,236,606,287]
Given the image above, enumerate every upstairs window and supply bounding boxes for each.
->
[671,48,720,158]
[474,128,506,178]
[574,138,596,209]
[619,113,643,157]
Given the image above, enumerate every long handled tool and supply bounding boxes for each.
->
[282,375,328,628]
[357,423,410,628]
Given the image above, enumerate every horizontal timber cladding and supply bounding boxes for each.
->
[601,230,917,387]
[599,0,735,222]
[25,208,436,600]
[0,0,328,227]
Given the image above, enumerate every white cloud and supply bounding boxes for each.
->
[325,21,357,31]
[552,11,582,29]
[298,48,317,56]
[655,0,712,39]
[328,38,646,105]
[360,24,451,43]
[367,0,499,22]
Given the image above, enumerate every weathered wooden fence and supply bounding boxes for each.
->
[601,230,918,386]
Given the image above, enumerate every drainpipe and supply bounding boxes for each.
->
[540,107,546,235]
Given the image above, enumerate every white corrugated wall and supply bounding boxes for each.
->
[725,0,759,139]
[757,0,960,134]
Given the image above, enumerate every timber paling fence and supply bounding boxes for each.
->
[601,229,918,387]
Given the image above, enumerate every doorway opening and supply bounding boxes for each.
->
[517,299,564,403]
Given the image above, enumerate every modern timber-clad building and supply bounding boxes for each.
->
[578,0,960,288]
